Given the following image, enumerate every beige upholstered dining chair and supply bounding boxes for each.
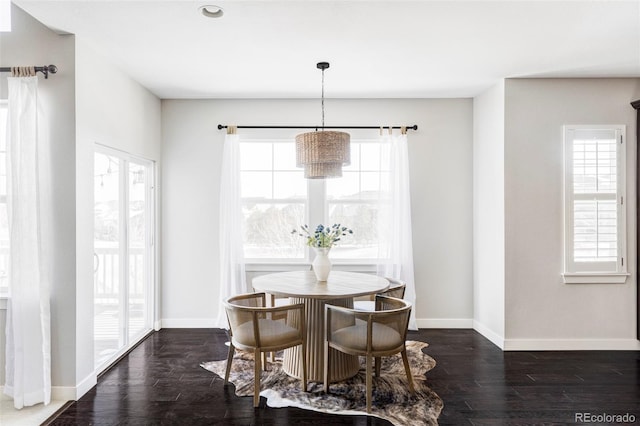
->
[324,295,414,413]
[260,265,314,360]
[266,294,290,362]
[353,277,406,311]
[224,292,308,407]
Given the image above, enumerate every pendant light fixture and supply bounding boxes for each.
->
[295,62,350,179]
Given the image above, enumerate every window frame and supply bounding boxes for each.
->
[562,124,629,284]
[239,137,384,270]
[240,139,309,265]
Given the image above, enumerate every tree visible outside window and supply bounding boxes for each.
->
[240,139,385,263]
[240,141,306,260]
[326,141,387,260]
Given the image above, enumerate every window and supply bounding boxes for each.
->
[563,125,628,283]
[326,141,388,260]
[0,101,8,295]
[240,140,307,260]
[240,138,386,264]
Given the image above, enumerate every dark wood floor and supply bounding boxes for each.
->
[48,328,640,425]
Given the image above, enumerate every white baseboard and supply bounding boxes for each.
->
[76,372,96,399]
[49,386,79,402]
[50,371,96,401]
[503,338,640,351]
[416,318,473,329]
[471,320,640,351]
[0,372,95,403]
[472,320,505,349]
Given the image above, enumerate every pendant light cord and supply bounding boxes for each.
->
[321,67,325,130]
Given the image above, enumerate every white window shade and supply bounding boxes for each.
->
[573,199,617,263]
[563,125,628,283]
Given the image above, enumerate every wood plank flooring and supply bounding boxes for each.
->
[49,329,640,425]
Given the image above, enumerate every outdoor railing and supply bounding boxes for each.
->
[94,244,145,304]
[0,246,145,301]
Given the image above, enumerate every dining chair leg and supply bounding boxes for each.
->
[262,352,268,370]
[224,343,235,385]
[400,348,415,393]
[300,343,308,392]
[268,294,277,364]
[254,348,262,407]
[374,356,381,377]
[323,341,330,393]
[366,354,373,413]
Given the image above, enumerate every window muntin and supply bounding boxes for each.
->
[240,138,387,263]
[563,125,626,278]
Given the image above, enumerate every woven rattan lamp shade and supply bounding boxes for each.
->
[295,130,350,179]
[302,162,343,179]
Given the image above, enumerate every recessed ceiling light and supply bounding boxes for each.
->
[199,5,224,18]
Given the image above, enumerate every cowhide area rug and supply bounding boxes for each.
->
[200,341,443,425]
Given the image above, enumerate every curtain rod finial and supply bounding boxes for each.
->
[42,65,57,79]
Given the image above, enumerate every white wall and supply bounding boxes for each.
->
[75,39,162,396]
[0,3,162,401]
[472,81,506,347]
[161,98,474,328]
[503,78,640,350]
[0,4,77,392]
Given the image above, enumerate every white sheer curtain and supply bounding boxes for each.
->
[377,130,417,330]
[4,75,52,408]
[215,130,246,328]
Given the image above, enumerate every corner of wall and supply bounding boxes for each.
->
[472,81,506,346]
[473,320,505,349]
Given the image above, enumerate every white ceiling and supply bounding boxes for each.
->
[14,0,640,99]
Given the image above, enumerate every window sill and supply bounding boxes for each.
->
[562,272,630,284]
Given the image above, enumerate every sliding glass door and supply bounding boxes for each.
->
[94,146,155,370]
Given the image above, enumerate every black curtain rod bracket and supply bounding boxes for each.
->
[0,64,58,79]
[217,124,418,131]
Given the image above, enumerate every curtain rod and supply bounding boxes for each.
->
[217,124,418,131]
[0,65,58,79]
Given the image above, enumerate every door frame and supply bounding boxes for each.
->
[93,143,157,371]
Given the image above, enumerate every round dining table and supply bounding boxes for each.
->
[252,270,389,383]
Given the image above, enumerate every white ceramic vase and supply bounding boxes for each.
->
[312,247,332,281]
